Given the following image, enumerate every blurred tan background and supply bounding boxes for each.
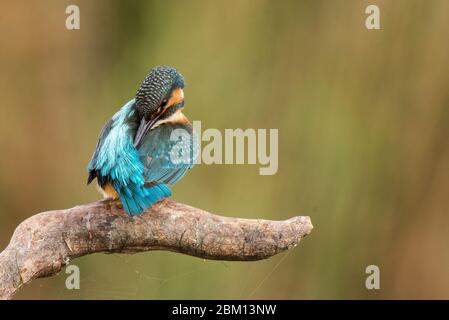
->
[0,0,448,299]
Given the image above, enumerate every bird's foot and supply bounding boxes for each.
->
[113,199,123,209]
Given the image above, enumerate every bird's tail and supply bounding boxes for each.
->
[115,183,172,215]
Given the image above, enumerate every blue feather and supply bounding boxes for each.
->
[88,98,197,215]
[88,99,174,215]
[114,182,171,215]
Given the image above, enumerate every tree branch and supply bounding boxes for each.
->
[0,198,313,299]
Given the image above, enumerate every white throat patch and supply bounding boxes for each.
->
[150,110,186,130]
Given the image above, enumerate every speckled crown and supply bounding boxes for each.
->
[136,66,185,118]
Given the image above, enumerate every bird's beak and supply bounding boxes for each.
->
[134,112,164,148]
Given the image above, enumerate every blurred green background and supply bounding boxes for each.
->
[1,0,448,299]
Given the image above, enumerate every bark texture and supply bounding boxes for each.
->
[0,198,313,299]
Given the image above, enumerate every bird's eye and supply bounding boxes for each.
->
[161,99,168,107]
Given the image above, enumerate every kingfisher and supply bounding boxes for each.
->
[87,66,197,215]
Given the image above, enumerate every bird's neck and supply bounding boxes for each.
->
[150,109,189,130]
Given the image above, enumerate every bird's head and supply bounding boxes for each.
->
[134,66,185,147]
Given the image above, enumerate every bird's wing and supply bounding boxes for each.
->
[87,99,141,185]
[138,122,198,186]
[87,118,114,184]
[87,99,168,215]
